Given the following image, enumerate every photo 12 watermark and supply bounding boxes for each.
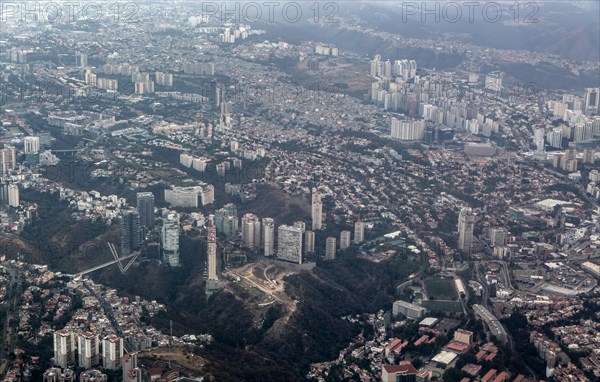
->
[400,1,539,24]
[0,1,140,23]
[196,1,339,24]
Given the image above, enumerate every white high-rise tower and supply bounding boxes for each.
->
[311,188,323,230]
[458,207,475,255]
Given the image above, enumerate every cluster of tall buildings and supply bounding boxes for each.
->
[53,330,125,370]
[390,118,426,141]
[183,62,215,75]
[0,182,20,208]
[369,55,417,80]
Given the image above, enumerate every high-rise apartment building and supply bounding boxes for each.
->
[354,221,364,244]
[0,145,16,174]
[121,211,141,257]
[391,118,426,141]
[215,203,238,237]
[24,136,40,154]
[7,184,19,207]
[262,218,275,257]
[241,213,261,249]
[162,213,180,267]
[102,335,124,370]
[585,87,599,115]
[122,352,141,382]
[53,330,76,368]
[78,332,99,369]
[207,219,218,281]
[311,188,323,230]
[340,230,351,250]
[325,237,337,260]
[304,230,315,254]
[136,192,155,229]
[458,207,475,254]
[277,225,303,264]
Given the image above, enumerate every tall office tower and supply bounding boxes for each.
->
[207,219,218,281]
[277,225,303,264]
[490,227,508,247]
[340,231,351,250]
[262,218,275,257]
[583,148,596,164]
[230,140,238,152]
[23,136,40,154]
[584,87,599,115]
[102,335,124,370]
[304,230,315,254]
[547,128,563,148]
[78,332,99,369]
[311,188,323,230]
[76,52,88,67]
[136,192,155,229]
[215,203,238,237]
[122,352,138,382]
[241,213,261,249]
[121,211,141,257]
[53,330,76,368]
[354,221,365,244]
[458,207,475,254]
[161,213,180,267]
[325,237,337,260]
[7,184,19,207]
[0,145,16,174]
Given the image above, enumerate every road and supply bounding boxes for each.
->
[83,281,134,353]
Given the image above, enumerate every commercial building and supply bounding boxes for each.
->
[458,207,475,254]
[164,185,214,208]
[381,361,418,382]
[161,213,180,267]
[121,211,141,257]
[473,304,508,344]
[136,192,155,229]
[392,300,426,320]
